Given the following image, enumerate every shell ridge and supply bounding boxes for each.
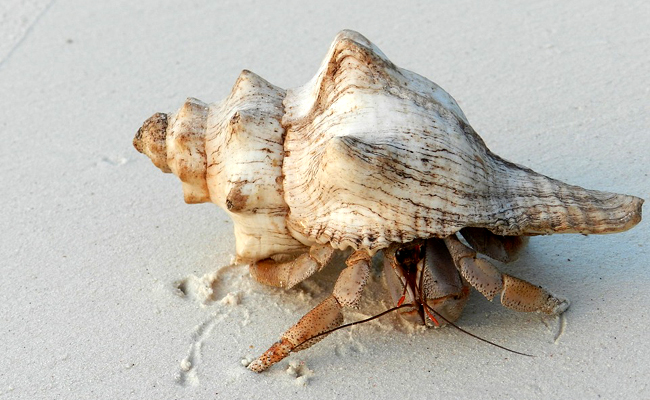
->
[199,71,307,259]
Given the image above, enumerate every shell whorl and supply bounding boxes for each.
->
[203,70,308,261]
[133,98,210,203]
[133,112,170,173]
[281,30,643,252]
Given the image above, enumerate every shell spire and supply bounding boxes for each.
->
[134,70,308,262]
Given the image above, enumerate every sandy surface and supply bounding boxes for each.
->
[1,1,649,399]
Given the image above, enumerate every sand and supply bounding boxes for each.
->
[1,1,649,398]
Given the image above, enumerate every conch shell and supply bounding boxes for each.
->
[134,30,642,261]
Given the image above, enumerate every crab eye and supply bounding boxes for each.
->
[394,248,408,264]
[394,243,424,269]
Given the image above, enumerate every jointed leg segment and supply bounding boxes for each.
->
[444,235,569,315]
[249,244,334,289]
[248,250,371,372]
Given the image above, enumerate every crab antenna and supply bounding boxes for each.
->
[291,301,533,358]
[422,303,534,357]
[417,247,440,326]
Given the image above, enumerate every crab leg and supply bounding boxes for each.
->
[247,250,371,372]
[459,227,529,263]
[249,244,335,289]
[443,235,569,315]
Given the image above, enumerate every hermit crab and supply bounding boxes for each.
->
[133,30,643,372]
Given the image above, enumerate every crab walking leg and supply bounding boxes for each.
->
[459,227,529,263]
[247,250,371,372]
[443,235,569,315]
[249,244,335,289]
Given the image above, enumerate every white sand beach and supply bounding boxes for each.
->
[1,1,648,398]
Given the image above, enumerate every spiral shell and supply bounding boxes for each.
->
[134,30,642,259]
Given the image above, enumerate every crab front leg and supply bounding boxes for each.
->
[249,244,335,289]
[247,250,371,372]
[443,235,569,315]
